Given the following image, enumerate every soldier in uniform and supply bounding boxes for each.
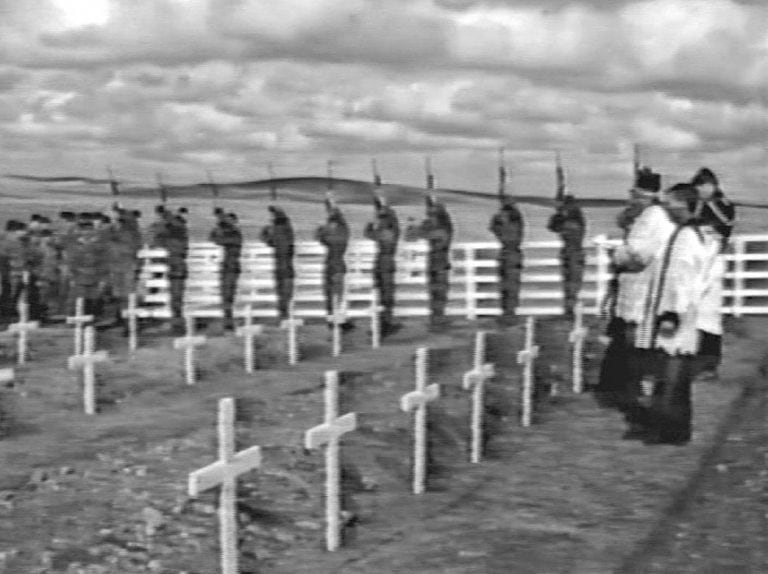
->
[166,211,189,334]
[210,211,243,330]
[67,218,106,317]
[260,206,295,321]
[547,194,586,319]
[52,211,78,317]
[108,206,143,330]
[33,228,59,323]
[412,196,453,331]
[0,220,34,320]
[149,206,188,334]
[364,196,401,336]
[315,199,354,330]
[489,196,524,325]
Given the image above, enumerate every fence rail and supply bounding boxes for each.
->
[134,234,768,320]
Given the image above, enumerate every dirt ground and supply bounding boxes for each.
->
[0,315,764,574]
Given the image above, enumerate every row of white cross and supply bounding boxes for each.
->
[1,294,588,421]
[187,305,590,574]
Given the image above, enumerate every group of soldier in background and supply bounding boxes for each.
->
[0,186,587,337]
[0,206,143,330]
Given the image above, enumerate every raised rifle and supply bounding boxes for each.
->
[267,161,277,202]
[372,157,382,187]
[106,166,120,197]
[156,172,168,205]
[497,146,507,203]
[555,151,566,204]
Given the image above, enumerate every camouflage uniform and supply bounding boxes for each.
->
[364,198,400,332]
[108,210,143,307]
[489,198,524,322]
[67,224,105,316]
[51,213,78,317]
[260,207,295,320]
[150,209,188,329]
[210,214,243,328]
[33,232,59,321]
[413,198,453,328]
[547,195,586,318]
[315,206,350,319]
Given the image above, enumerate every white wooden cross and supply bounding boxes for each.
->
[121,293,140,352]
[0,368,14,385]
[462,331,495,464]
[369,288,384,349]
[304,371,358,552]
[173,315,207,385]
[329,296,346,358]
[400,347,440,494]
[236,305,264,374]
[516,316,540,428]
[67,326,109,415]
[8,301,39,366]
[280,302,304,366]
[188,397,262,574]
[568,302,588,394]
[66,297,93,357]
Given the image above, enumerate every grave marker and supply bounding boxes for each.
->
[280,302,304,366]
[0,368,14,385]
[517,316,540,428]
[173,315,207,385]
[67,326,109,415]
[236,305,264,374]
[8,301,39,365]
[66,297,93,356]
[400,347,440,494]
[304,371,358,552]
[568,302,588,394]
[369,289,384,349]
[329,296,345,357]
[188,397,262,574]
[121,293,140,352]
[462,331,495,464]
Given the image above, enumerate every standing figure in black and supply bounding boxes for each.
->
[489,196,524,325]
[412,196,453,331]
[547,194,586,319]
[210,210,243,331]
[315,198,354,330]
[364,195,401,336]
[260,206,295,322]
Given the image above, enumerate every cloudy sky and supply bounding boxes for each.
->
[1,0,766,199]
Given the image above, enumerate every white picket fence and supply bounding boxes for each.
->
[134,234,768,320]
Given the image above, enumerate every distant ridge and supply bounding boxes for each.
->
[3,173,767,210]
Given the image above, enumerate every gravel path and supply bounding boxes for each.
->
[622,373,768,574]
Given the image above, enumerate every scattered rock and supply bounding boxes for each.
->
[194,502,217,515]
[142,507,166,537]
[29,469,49,484]
[716,464,729,473]
[458,549,488,558]
[272,529,296,544]
[147,559,164,573]
[134,466,148,477]
[59,466,76,476]
[294,520,322,531]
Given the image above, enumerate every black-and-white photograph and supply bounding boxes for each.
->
[0,1,767,572]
